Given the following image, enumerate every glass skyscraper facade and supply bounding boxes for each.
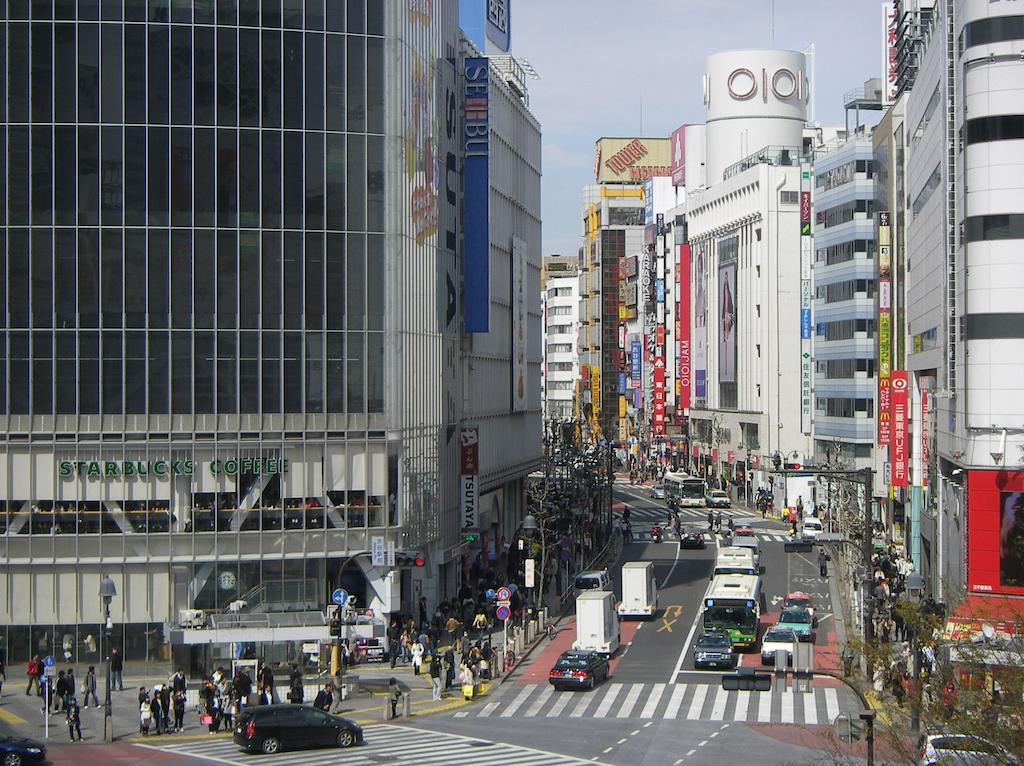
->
[0,0,458,666]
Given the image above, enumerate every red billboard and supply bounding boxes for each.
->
[653,357,666,436]
[891,371,908,486]
[967,469,1024,596]
[670,124,687,186]
[677,244,691,410]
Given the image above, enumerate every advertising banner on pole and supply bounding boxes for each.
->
[800,163,813,434]
[891,371,909,487]
[460,427,479,529]
[464,58,490,333]
[878,212,892,446]
[677,244,691,410]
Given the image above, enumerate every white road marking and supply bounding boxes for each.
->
[686,684,709,719]
[524,684,554,717]
[803,690,818,725]
[733,690,751,721]
[616,683,645,718]
[593,684,623,718]
[663,534,683,587]
[686,749,697,757]
[639,683,666,718]
[780,689,795,724]
[710,731,719,738]
[500,685,536,717]
[548,688,574,717]
[478,701,500,717]
[643,722,653,727]
[453,711,468,717]
[757,687,773,721]
[664,684,687,718]
[708,684,729,720]
[824,687,840,722]
[617,738,627,744]
[569,689,597,718]
[603,747,614,753]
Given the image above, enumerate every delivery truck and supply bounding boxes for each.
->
[617,561,658,618]
[573,590,620,656]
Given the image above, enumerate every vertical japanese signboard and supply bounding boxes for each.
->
[878,212,892,445]
[800,164,813,434]
[891,371,908,486]
[919,388,930,488]
[464,58,490,333]
[460,427,480,529]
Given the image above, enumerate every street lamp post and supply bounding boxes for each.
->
[99,575,117,742]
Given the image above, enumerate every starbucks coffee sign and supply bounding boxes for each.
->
[58,457,290,479]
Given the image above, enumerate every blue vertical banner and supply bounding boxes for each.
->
[464,58,490,333]
[631,340,642,384]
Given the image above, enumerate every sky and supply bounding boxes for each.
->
[510,0,885,259]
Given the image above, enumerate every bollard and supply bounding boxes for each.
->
[403,692,411,718]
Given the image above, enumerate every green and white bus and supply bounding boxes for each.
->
[702,573,761,648]
[664,471,706,508]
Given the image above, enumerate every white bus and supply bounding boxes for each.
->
[713,546,758,577]
[664,471,706,508]
[702,574,762,648]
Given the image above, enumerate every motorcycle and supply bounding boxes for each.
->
[650,523,663,543]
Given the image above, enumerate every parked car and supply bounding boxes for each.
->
[693,629,737,669]
[679,527,707,549]
[234,705,363,755]
[801,518,823,539]
[783,592,816,622]
[916,732,1015,766]
[760,626,799,665]
[650,483,666,500]
[0,735,46,766]
[548,650,609,691]
[777,607,814,641]
[705,489,731,508]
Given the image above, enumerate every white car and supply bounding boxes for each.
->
[650,484,666,500]
[801,518,823,539]
[916,733,1010,766]
[760,626,798,665]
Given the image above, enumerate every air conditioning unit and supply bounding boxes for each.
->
[179,609,207,629]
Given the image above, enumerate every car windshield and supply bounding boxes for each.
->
[785,597,810,609]
[697,634,731,648]
[780,609,811,623]
[765,629,794,642]
[932,737,998,753]
[555,658,590,670]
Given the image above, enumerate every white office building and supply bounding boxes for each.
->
[542,256,580,421]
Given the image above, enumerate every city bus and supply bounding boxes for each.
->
[702,574,762,648]
[663,471,706,508]
[713,546,758,577]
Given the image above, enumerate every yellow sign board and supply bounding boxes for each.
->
[594,138,671,183]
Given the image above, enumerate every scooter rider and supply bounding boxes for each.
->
[650,522,662,543]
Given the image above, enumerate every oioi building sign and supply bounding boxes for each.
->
[58,457,291,479]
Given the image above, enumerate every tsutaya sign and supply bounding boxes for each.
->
[594,137,671,184]
[59,457,290,479]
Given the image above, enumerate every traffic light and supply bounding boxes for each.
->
[772,452,782,471]
[329,613,341,637]
[394,550,426,568]
[721,668,772,691]
[784,540,814,553]
[784,462,802,470]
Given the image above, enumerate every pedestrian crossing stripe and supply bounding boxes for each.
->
[137,723,608,765]
[458,683,850,725]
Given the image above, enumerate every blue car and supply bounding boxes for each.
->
[0,734,47,765]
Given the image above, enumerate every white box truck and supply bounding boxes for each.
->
[573,590,620,656]
[617,561,658,618]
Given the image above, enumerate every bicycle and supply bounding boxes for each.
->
[546,624,558,642]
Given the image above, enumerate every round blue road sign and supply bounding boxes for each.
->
[495,605,511,621]
[332,588,348,606]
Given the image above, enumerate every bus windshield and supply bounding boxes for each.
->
[704,605,757,631]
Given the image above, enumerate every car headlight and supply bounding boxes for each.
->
[27,748,42,753]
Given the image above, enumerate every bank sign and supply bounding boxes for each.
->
[58,457,290,479]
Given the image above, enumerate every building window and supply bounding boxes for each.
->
[960,14,1024,53]
[965,115,1024,146]
[911,164,942,218]
[964,214,1024,243]
[780,190,799,205]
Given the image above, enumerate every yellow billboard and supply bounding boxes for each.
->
[594,138,672,184]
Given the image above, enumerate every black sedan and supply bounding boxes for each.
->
[679,527,707,549]
[0,734,46,766]
[234,704,363,755]
[548,650,609,691]
[692,629,737,669]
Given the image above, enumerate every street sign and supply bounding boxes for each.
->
[43,665,56,678]
[496,587,511,601]
[42,655,55,667]
[371,536,385,567]
[495,604,511,621]
[524,559,535,588]
[332,588,349,606]
[386,540,396,567]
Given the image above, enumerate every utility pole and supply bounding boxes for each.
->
[861,467,875,643]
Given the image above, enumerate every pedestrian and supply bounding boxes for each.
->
[314,682,333,712]
[82,666,99,708]
[160,682,171,732]
[429,655,443,701]
[258,663,274,704]
[715,511,722,532]
[110,647,124,691]
[388,678,402,719]
[54,670,69,713]
[287,664,303,704]
[66,697,82,741]
[139,696,153,735]
[818,548,829,578]
[172,690,186,732]
[419,596,429,630]
[25,655,42,697]
[789,508,798,535]
[443,646,456,689]
[707,510,714,531]
[796,496,804,521]
[150,687,163,735]
[0,656,5,701]
[65,668,76,709]
[234,668,252,711]
[171,668,187,695]
[411,638,424,675]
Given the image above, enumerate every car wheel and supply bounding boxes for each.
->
[4,754,23,766]
[261,737,282,755]
[337,729,355,748]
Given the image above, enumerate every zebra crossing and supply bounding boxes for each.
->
[451,682,848,726]
[138,723,601,765]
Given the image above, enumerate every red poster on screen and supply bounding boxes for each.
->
[891,371,908,486]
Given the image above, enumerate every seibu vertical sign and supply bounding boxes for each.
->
[677,244,691,410]
[890,372,909,487]
[464,59,490,333]
[460,427,480,529]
